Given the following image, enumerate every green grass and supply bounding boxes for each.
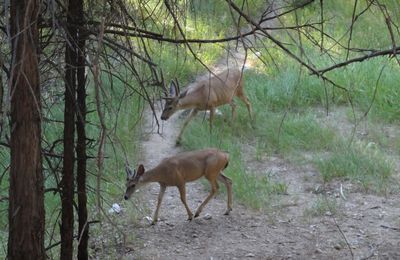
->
[303,196,338,218]
[327,59,400,124]
[396,137,400,156]
[252,112,336,155]
[0,150,8,255]
[315,142,393,193]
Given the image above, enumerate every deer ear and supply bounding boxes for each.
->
[179,89,188,98]
[169,81,177,97]
[125,163,133,178]
[137,164,145,176]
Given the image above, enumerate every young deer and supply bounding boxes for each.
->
[124,148,232,225]
[161,68,253,144]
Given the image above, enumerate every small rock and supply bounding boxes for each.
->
[192,233,198,238]
[315,248,323,254]
[144,216,153,223]
[334,244,342,250]
[245,253,255,257]
[241,233,250,239]
[108,203,122,214]
[204,214,212,220]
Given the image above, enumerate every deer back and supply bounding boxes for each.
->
[161,69,243,119]
[148,149,229,185]
[178,69,243,110]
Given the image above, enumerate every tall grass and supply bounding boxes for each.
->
[315,142,394,194]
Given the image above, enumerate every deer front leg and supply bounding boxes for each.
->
[237,94,253,120]
[217,173,233,215]
[177,185,193,221]
[194,180,218,218]
[176,109,198,145]
[152,184,166,225]
[209,107,215,133]
[229,101,237,121]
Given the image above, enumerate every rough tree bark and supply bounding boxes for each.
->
[76,0,88,257]
[61,0,80,258]
[8,0,45,259]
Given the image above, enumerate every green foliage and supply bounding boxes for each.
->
[396,137,400,156]
[315,142,393,193]
[253,112,336,155]
[326,59,400,123]
[291,0,400,51]
[251,0,400,124]
[245,69,327,110]
[0,151,9,255]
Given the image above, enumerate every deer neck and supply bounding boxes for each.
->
[177,91,201,110]
[139,167,163,184]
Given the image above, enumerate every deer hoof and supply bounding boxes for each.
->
[194,212,200,218]
[175,139,182,146]
[224,209,232,215]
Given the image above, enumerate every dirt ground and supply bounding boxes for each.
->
[118,101,400,260]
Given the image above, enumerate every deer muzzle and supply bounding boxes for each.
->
[161,114,168,120]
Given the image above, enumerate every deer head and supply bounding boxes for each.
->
[124,164,145,200]
[161,80,183,120]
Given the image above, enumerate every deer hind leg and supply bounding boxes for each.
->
[194,179,219,218]
[217,174,233,215]
[177,184,194,221]
[229,101,237,121]
[237,93,253,120]
[176,109,198,145]
[152,185,166,225]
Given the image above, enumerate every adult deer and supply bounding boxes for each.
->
[124,148,232,225]
[161,68,253,144]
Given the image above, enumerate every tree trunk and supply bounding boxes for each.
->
[8,0,45,259]
[76,1,88,257]
[61,0,80,258]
